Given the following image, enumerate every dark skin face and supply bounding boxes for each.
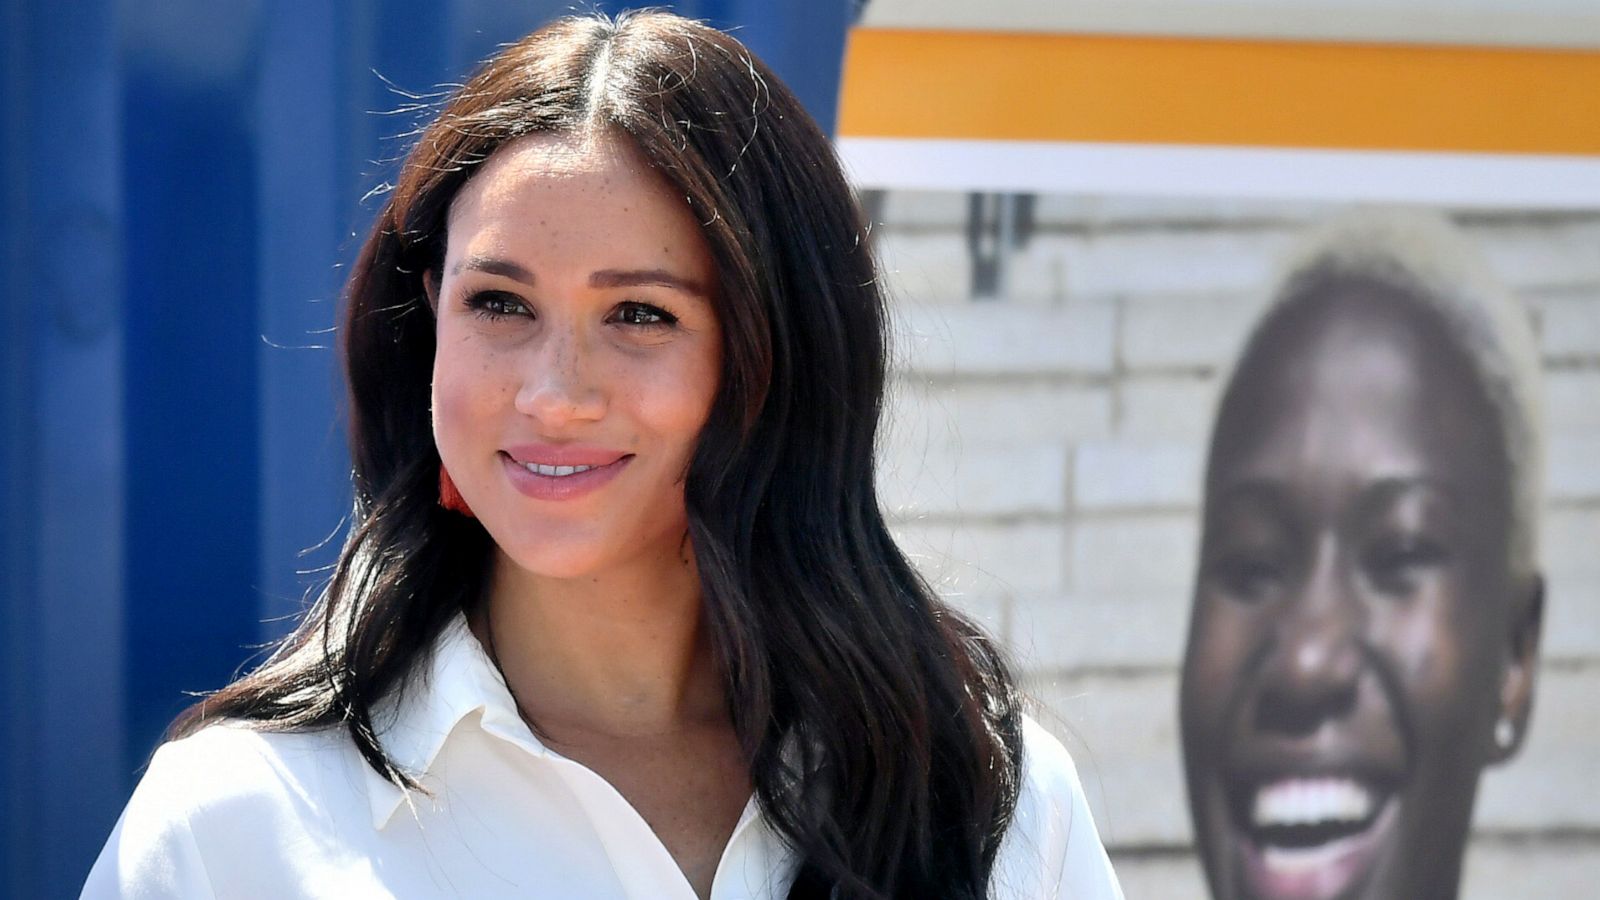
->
[1180,284,1543,900]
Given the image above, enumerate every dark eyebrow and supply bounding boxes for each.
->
[449,259,709,299]
[1211,475,1460,533]
[451,256,535,286]
[589,268,710,298]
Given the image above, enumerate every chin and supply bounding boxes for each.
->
[491,535,614,582]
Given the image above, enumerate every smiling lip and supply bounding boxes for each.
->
[499,445,631,501]
[1230,774,1399,900]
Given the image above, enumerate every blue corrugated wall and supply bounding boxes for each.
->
[0,2,853,895]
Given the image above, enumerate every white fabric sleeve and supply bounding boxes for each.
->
[1024,718,1125,900]
[79,742,219,900]
[1050,750,1123,899]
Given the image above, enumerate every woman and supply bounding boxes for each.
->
[84,11,1120,899]
[1179,211,1545,900]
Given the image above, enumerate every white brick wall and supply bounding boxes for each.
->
[877,190,967,229]
[1463,842,1600,900]
[1546,368,1600,435]
[1011,589,1191,672]
[1031,194,1323,229]
[1548,435,1600,500]
[875,232,972,305]
[1044,228,1296,300]
[892,299,1117,375]
[871,192,1600,895]
[1537,508,1599,661]
[881,378,1114,452]
[1069,514,1199,595]
[1106,855,1208,900]
[1543,508,1600,581]
[1535,288,1600,361]
[893,520,1066,597]
[1120,292,1271,371]
[1467,218,1600,293]
[1118,374,1223,441]
[1542,575,1600,662]
[878,442,1069,519]
[1073,440,1205,511]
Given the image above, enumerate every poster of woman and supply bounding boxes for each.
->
[843,1,1600,895]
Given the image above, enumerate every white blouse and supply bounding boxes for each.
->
[83,615,1124,899]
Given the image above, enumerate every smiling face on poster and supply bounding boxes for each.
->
[1179,215,1546,899]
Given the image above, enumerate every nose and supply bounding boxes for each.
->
[513,324,606,424]
[1255,536,1365,735]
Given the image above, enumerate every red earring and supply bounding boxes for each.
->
[438,465,476,517]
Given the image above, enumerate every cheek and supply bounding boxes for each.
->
[430,329,513,454]
[624,346,720,445]
[1385,589,1499,731]
[1183,598,1253,737]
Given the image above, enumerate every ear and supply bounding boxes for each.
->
[1491,574,1544,764]
[422,268,441,314]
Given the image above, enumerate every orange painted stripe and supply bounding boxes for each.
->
[838,29,1600,155]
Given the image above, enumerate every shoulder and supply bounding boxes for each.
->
[1018,715,1086,806]
[81,723,369,899]
[139,722,360,816]
[990,716,1124,900]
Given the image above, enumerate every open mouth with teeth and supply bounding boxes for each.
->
[1229,775,1399,900]
[498,450,633,500]
[522,462,600,477]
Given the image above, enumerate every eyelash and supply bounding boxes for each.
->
[1362,537,1450,596]
[1209,551,1288,603]
[464,291,527,320]
[462,292,680,329]
[611,301,679,328]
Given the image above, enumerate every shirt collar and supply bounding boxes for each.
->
[364,611,546,829]
[361,613,813,836]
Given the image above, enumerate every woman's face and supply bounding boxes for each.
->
[430,132,721,581]
[1180,287,1535,900]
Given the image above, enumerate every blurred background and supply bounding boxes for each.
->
[4,0,1596,897]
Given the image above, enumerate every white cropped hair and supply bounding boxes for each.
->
[1245,208,1547,574]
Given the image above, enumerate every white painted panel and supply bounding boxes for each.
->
[837,138,1600,209]
[858,0,1600,49]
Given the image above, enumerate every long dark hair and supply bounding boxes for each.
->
[174,11,1023,897]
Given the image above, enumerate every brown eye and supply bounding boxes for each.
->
[612,302,676,327]
[1209,552,1287,604]
[465,291,529,319]
[1362,537,1450,597]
